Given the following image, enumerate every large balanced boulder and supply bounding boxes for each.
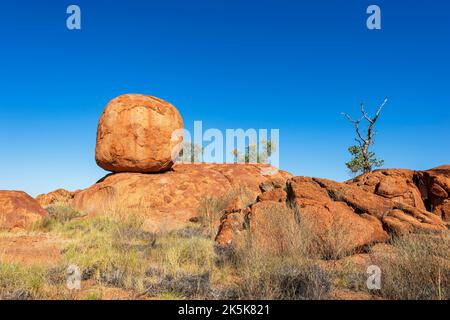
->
[0,191,48,230]
[95,94,184,173]
[73,164,292,232]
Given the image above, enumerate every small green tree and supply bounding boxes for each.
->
[231,139,275,164]
[342,98,387,174]
[345,145,384,174]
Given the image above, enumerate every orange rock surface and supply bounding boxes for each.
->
[73,163,291,232]
[95,94,184,173]
[215,169,448,253]
[36,188,77,206]
[0,191,48,230]
[0,234,60,266]
[347,165,450,222]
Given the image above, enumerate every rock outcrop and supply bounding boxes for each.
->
[0,191,48,230]
[95,94,184,173]
[36,188,78,206]
[36,161,448,249]
[216,178,389,252]
[73,164,292,232]
[416,165,450,222]
[347,169,425,210]
[215,169,448,255]
[287,177,390,249]
[347,166,450,222]
[308,177,445,235]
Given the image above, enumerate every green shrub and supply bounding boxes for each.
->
[0,263,46,299]
[35,204,83,231]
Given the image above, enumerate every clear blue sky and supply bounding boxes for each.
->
[1,0,449,196]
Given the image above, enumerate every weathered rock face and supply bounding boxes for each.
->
[416,166,450,222]
[216,172,447,254]
[347,169,425,210]
[43,160,447,254]
[287,177,390,250]
[36,188,77,206]
[73,164,292,232]
[95,94,184,173]
[257,187,287,203]
[0,191,48,230]
[347,166,450,222]
[216,177,391,252]
[301,177,445,235]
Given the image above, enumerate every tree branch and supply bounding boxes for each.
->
[360,101,373,124]
[342,112,366,143]
[341,112,360,124]
[373,97,388,123]
[355,138,364,150]
[343,97,388,174]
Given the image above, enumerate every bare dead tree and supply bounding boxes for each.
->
[342,97,388,174]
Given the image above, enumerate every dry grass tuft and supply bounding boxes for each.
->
[198,186,254,237]
[298,212,356,260]
[34,204,83,231]
[374,233,449,300]
[230,203,332,299]
[235,247,332,299]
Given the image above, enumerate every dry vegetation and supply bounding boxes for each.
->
[197,186,254,237]
[0,189,448,300]
[373,233,449,300]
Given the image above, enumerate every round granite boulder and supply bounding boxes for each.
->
[95,94,184,173]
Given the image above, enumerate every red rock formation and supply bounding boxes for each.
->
[215,171,448,254]
[257,188,287,203]
[0,191,48,230]
[347,166,450,222]
[73,163,291,232]
[287,177,390,249]
[36,188,78,206]
[95,94,184,173]
[43,159,447,253]
[415,166,450,222]
[347,169,425,210]
[311,177,445,235]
